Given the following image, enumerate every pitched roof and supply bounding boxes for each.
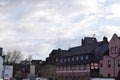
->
[64,43,97,56]
[62,38,109,61]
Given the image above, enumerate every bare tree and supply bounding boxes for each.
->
[4,50,23,64]
[27,55,32,62]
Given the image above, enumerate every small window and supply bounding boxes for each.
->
[56,58,58,62]
[115,47,118,54]
[111,47,115,54]
[76,57,79,61]
[72,57,74,61]
[64,59,66,62]
[81,56,83,60]
[68,58,70,62]
[108,74,111,77]
[100,74,103,77]
[108,60,111,68]
[100,63,103,67]
[86,56,88,59]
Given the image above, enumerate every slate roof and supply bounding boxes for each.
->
[62,37,109,61]
[64,43,98,56]
[49,49,67,58]
[94,41,109,61]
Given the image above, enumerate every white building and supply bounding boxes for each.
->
[0,48,3,79]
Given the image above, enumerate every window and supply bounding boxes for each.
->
[108,60,111,68]
[60,59,63,63]
[72,57,74,61]
[100,63,103,67]
[111,47,115,54]
[86,55,88,59]
[64,59,66,62]
[100,74,103,77]
[81,65,84,70]
[56,58,58,62]
[94,63,98,69]
[116,47,118,54]
[68,58,70,62]
[118,59,120,67]
[119,47,120,54]
[81,56,83,60]
[76,57,79,61]
[91,63,94,69]
[108,74,111,77]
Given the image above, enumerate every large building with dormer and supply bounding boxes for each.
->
[44,34,120,80]
[54,36,109,80]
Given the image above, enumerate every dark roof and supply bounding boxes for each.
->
[64,43,97,56]
[49,48,67,58]
[94,41,109,61]
[62,38,109,61]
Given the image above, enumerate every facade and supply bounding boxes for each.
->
[0,48,3,79]
[100,34,120,78]
[14,60,42,79]
[40,62,56,80]
[31,60,43,77]
[56,37,109,80]
[13,63,30,79]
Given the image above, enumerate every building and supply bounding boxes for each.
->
[40,62,56,80]
[100,34,120,78]
[31,60,43,77]
[13,61,30,79]
[56,37,109,80]
[46,49,67,65]
[0,48,3,79]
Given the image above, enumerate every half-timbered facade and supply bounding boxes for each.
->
[56,37,109,80]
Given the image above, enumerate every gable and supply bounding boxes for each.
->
[109,34,120,47]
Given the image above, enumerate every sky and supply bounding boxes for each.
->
[0,0,120,60]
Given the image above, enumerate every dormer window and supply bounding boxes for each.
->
[81,56,83,60]
[86,56,88,59]
[76,57,79,61]
[72,57,74,61]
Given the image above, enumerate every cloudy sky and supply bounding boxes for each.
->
[0,0,120,60]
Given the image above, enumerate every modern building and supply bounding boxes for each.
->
[100,34,120,78]
[56,37,109,80]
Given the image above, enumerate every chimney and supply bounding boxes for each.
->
[103,36,108,42]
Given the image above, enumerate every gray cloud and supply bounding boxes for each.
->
[0,0,120,60]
